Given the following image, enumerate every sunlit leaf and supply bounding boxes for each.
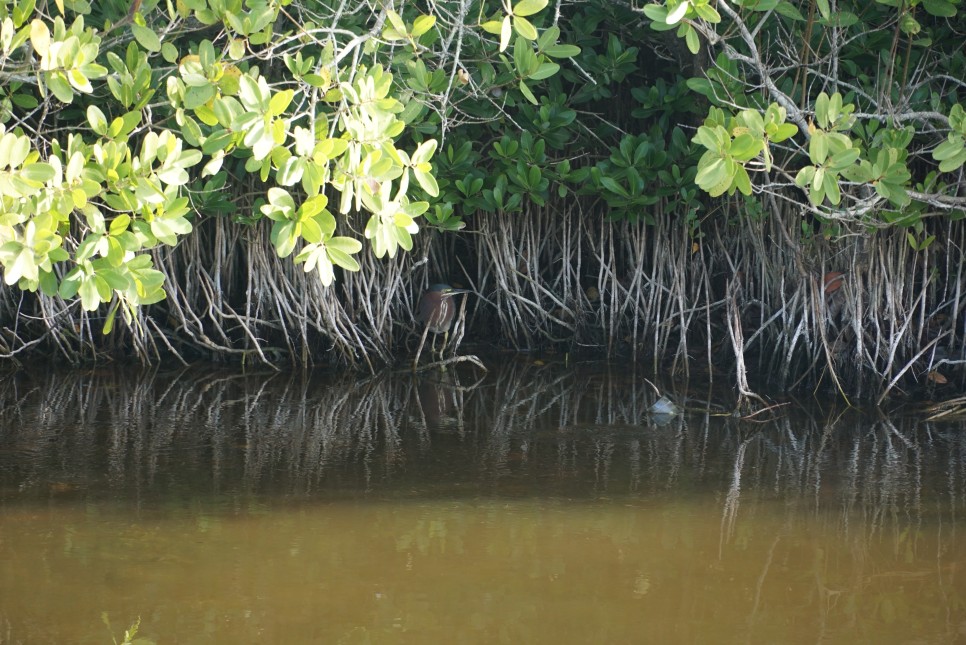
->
[131,24,161,52]
[513,0,548,17]
[667,0,690,25]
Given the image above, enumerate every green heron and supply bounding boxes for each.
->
[415,283,470,363]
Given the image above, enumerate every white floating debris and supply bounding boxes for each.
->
[650,396,680,416]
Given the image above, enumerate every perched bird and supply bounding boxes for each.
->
[416,283,471,362]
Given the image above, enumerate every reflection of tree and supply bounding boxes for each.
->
[1,362,964,528]
[2,363,966,640]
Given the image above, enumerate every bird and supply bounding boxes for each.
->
[415,283,471,363]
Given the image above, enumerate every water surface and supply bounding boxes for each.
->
[0,359,964,643]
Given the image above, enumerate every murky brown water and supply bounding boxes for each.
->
[1,359,965,643]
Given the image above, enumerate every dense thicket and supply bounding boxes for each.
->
[0,0,963,401]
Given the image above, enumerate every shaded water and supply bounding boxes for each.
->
[1,358,965,643]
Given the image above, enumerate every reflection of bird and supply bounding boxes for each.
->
[416,284,470,362]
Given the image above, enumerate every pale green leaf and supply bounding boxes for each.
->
[131,24,162,52]
[513,0,549,17]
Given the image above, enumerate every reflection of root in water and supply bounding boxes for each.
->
[719,436,751,556]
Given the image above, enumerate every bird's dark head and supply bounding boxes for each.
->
[428,283,470,296]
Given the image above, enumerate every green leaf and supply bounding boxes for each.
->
[729,134,762,161]
[131,24,161,52]
[599,176,629,198]
[809,131,829,165]
[161,42,179,63]
[47,72,74,103]
[78,276,100,311]
[684,24,700,53]
[823,170,840,204]
[513,0,548,17]
[87,105,108,135]
[922,0,957,17]
[20,162,54,183]
[829,147,860,171]
[795,165,815,188]
[906,231,918,251]
[500,15,512,51]
[238,75,266,110]
[103,302,118,334]
[480,19,503,35]
[513,15,537,40]
[770,123,798,143]
[668,0,690,24]
[775,1,806,20]
[938,148,966,173]
[513,36,539,76]
[326,236,362,255]
[518,79,538,104]
[327,247,360,272]
[412,15,436,38]
[184,83,216,110]
[733,165,752,196]
[542,44,581,58]
[899,13,921,35]
[529,62,560,80]
[29,19,49,57]
[643,4,670,22]
[693,3,721,22]
[272,220,298,257]
[695,156,728,190]
[745,0,780,10]
[269,89,294,116]
[386,9,407,36]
